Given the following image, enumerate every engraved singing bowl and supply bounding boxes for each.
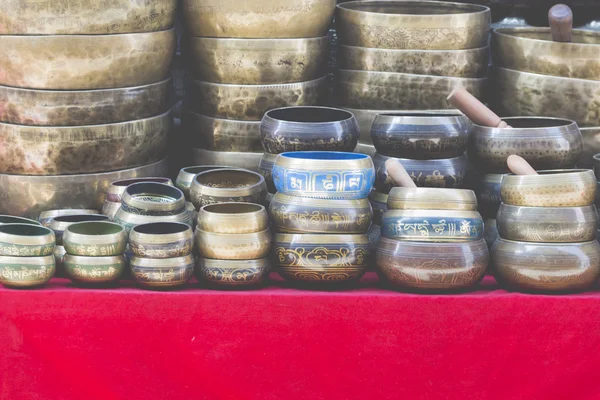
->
[129,222,194,259]
[272,152,375,199]
[63,222,127,257]
[0,224,55,257]
[273,233,371,283]
[501,170,596,207]
[484,218,498,249]
[0,78,171,126]
[0,216,41,226]
[387,187,478,211]
[376,237,488,291]
[469,117,582,173]
[369,191,388,226]
[492,28,600,81]
[48,214,110,245]
[336,1,490,50]
[261,107,359,154]
[0,255,55,288]
[337,70,487,110]
[121,183,186,216]
[0,0,177,35]
[114,207,194,234]
[476,173,504,219]
[339,45,489,77]
[196,257,271,287]
[191,149,263,172]
[269,193,373,234]
[580,127,600,169]
[195,228,272,260]
[0,30,176,90]
[492,238,600,293]
[130,255,195,289]
[373,153,468,193]
[182,111,262,152]
[497,204,598,243]
[39,209,101,227]
[182,0,336,38]
[0,111,170,175]
[186,76,327,121]
[103,177,173,220]
[63,254,126,284]
[190,168,268,209]
[197,203,269,234]
[258,153,277,193]
[186,37,329,84]
[175,166,231,200]
[371,112,469,159]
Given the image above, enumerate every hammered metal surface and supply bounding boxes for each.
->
[182,112,262,152]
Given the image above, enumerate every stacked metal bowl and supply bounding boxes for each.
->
[0,0,176,218]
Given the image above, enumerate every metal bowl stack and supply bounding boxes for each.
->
[0,0,176,219]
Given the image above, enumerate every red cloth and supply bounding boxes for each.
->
[1,274,600,400]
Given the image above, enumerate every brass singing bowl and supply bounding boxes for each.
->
[337,70,487,110]
[0,224,55,257]
[0,78,171,126]
[39,209,100,227]
[0,111,170,175]
[492,28,600,81]
[492,238,600,293]
[175,166,230,200]
[49,214,110,245]
[0,0,177,35]
[501,170,596,208]
[182,0,336,38]
[0,255,55,288]
[339,45,489,78]
[581,127,600,169]
[336,1,490,50]
[186,37,329,84]
[198,203,269,234]
[129,222,194,259]
[130,255,195,289]
[186,76,327,121]
[195,228,272,260]
[370,191,388,226]
[63,222,127,257]
[196,257,271,287]
[114,208,194,234]
[0,216,41,226]
[258,153,277,193]
[63,254,126,284]
[106,177,173,203]
[387,187,478,211]
[191,149,263,172]
[182,111,262,152]
[121,182,185,216]
[190,168,268,209]
[476,173,504,219]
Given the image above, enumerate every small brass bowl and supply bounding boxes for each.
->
[497,204,598,243]
[48,214,110,245]
[0,216,41,226]
[182,112,262,152]
[369,191,388,226]
[63,222,127,256]
[258,153,277,193]
[191,149,263,172]
[63,254,126,284]
[484,219,498,250]
[129,222,193,259]
[387,187,478,211]
[175,166,230,200]
[121,182,186,216]
[0,255,55,288]
[106,177,173,203]
[381,209,483,242]
[501,170,596,207]
[195,228,272,260]
[196,257,271,287]
[269,193,373,234]
[0,224,55,257]
[273,233,371,283]
[198,203,269,234]
[39,209,100,227]
[492,238,600,293]
[190,168,268,209]
[376,237,488,291]
[130,255,195,289]
[114,208,194,234]
[476,173,503,219]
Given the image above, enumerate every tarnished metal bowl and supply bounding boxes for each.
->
[196,257,271,288]
[195,228,272,260]
[190,168,268,209]
[175,166,229,200]
[580,127,600,169]
[121,183,185,216]
[182,0,336,38]
[197,203,269,234]
[476,173,504,219]
[0,224,55,257]
[370,191,388,226]
[182,112,262,153]
[191,149,262,172]
[484,219,498,250]
[186,37,328,84]
[130,255,195,289]
[63,254,126,284]
[129,222,194,259]
[0,255,55,288]
[49,214,110,246]
[63,221,127,256]
[336,1,490,50]
[258,153,277,193]
[102,177,173,220]
[387,187,478,211]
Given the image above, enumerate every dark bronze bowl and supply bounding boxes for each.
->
[475,173,503,219]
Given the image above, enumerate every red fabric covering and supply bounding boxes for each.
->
[1,273,600,400]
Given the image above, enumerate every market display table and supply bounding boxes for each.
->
[1,273,600,400]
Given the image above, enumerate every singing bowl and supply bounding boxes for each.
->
[581,127,600,169]
[484,219,498,249]
[186,37,329,84]
[501,170,596,207]
[0,0,177,35]
[181,0,336,38]
[0,224,55,257]
[371,112,469,159]
[376,237,488,290]
[337,70,486,110]
[186,76,327,121]
[492,238,600,293]
[0,111,170,175]
[130,255,195,289]
[63,254,125,284]
[476,174,503,219]
[469,117,582,173]
[175,166,231,200]
[182,112,262,152]
[197,203,269,234]
[387,187,478,211]
[129,222,193,259]
[106,177,173,203]
[269,193,373,234]
[195,228,272,260]
[373,153,468,193]
[0,216,41,226]
[63,222,127,257]
[0,78,170,126]
[261,107,359,154]
[0,255,55,288]
[49,214,109,246]
[114,208,193,234]
[190,169,268,209]
[191,149,263,172]
[272,152,375,199]
[39,209,100,227]
[370,191,388,226]
[492,28,600,81]
[121,183,185,216]
[258,153,277,193]
[339,45,488,78]
[196,257,271,287]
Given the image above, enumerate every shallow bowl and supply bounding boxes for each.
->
[197,203,269,234]
[182,112,262,152]
[63,222,127,256]
[191,149,263,172]
[195,257,271,287]
[130,255,195,289]
[0,255,55,288]
[190,169,267,209]
[195,228,272,260]
[0,224,55,257]
[129,222,194,259]
[386,187,477,211]
[63,254,126,284]
[121,182,185,216]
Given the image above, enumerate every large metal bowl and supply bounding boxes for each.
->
[191,149,262,172]
[182,111,262,152]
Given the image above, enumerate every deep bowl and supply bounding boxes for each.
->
[0,224,55,257]
[197,203,269,234]
[175,166,231,200]
[195,257,271,287]
[0,216,41,226]
[130,255,195,289]
[63,222,127,256]
[475,173,504,219]
[191,149,263,172]
[258,153,278,193]
[386,187,478,211]
[48,214,109,245]
[369,191,388,226]
[121,183,186,216]
[190,169,268,209]
[182,112,262,152]
[63,254,126,284]
[129,222,194,259]
[0,255,55,288]
[194,228,272,260]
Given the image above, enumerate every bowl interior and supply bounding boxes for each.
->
[0,224,51,237]
[0,216,39,225]
[196,169,261,188]
[69,222,123,236]
[281,151,368,161]
[501,118,573,128]
[341,1,483,15]
[113,177,171,187]
[379,112,463,118]
[53,214,109,224]
[126,183,183,203]
[203,203,263,214]
[496,28,600,45]
[182,166,228,175]
[267,107,353,123]
[133,222,189,235]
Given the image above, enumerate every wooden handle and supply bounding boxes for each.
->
[447,88,511,128]
[385,159,417,188]
[507,155,538,175]
[549,4,573,42]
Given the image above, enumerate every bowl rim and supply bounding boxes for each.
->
[200,202,266,216]
[130,222,192,236]
[0,223,54,237]
[193,168,266,193]
[336,0,490,17]
[0,27,175,40]
[190,75,327,89]
[0,76,172,95]
[339,43,490,54]
[470,115,578,131]
[277,151,370,161]
[493,27,600,48]
[65,221,125,236]
[263,106,356,125]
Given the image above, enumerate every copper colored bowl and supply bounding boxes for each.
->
[195,257,271,287]
[0,255,55,288]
